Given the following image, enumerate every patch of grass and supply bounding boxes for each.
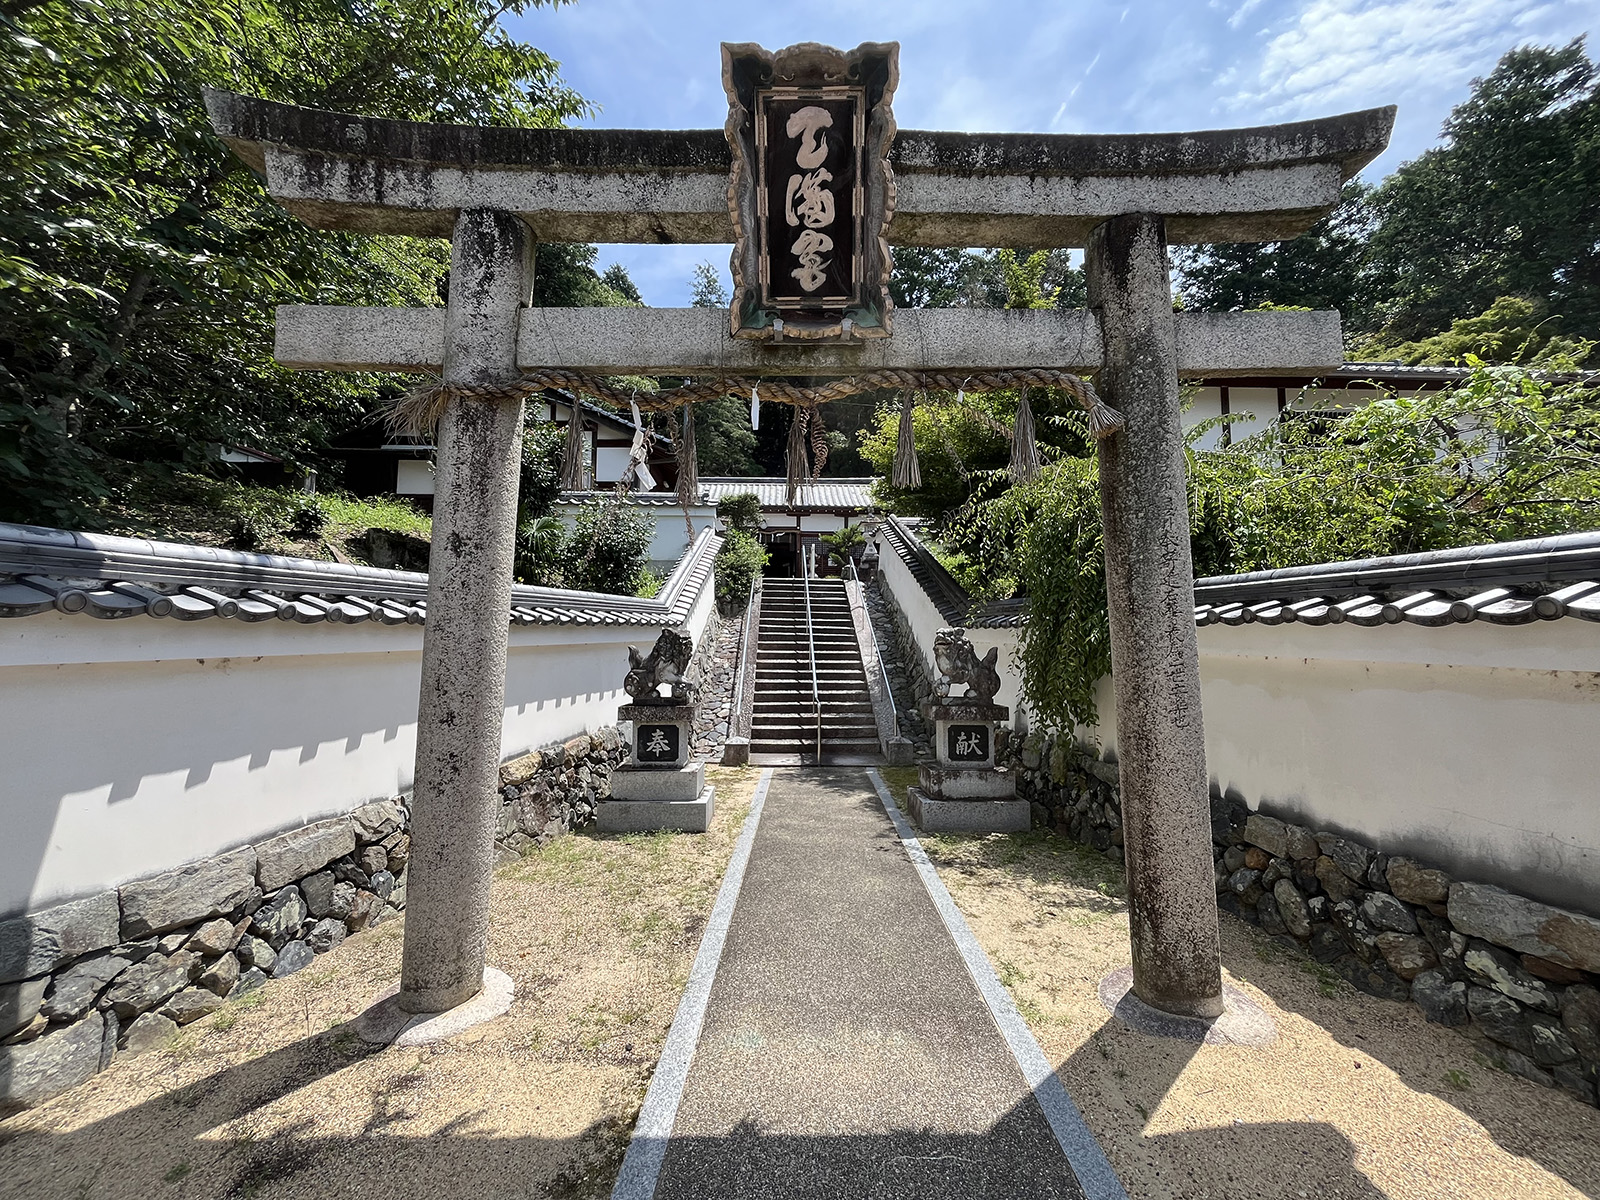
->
[995,958,1028,988]
[1444,1068,1473,1091]
[210,1010,238,1034]
[163,1162,192,1184]
[877,766,918,812]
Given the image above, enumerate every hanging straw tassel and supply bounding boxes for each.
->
[676,402,699,504]
[891,389,921,490]
[808,404,829,478]
[785,405,810,507]
[560,400,587,490]
[1010,388,1041,484]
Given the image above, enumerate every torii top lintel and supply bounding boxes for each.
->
[203,88,1393,249]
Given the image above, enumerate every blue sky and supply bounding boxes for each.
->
[506,0,1598,306]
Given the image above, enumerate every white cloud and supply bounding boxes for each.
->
[1227,0,1269,29]
[1222,0,1565,115]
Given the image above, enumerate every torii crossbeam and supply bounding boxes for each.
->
[206,80,1392,1023]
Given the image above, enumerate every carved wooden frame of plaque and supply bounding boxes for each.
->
[722,41,898,342]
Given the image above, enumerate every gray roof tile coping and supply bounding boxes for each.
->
[879,515,1600,632]
[0,521,719,629]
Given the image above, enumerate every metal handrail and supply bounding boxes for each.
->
[728,576,757,740]
[802,544,821,762]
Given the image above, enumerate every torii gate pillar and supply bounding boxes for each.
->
[399,209,531,1013]
[1088,213,1224,1018]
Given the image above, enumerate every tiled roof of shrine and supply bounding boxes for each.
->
[0,522,718,628]
[877,516,1600,631]
[700,478,879,513]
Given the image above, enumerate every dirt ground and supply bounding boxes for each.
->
[0,766,761,1200]
[880,764,1600,1200]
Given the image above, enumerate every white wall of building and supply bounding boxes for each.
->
[0,582,716,917]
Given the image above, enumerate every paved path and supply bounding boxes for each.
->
[639,767,1112,1200]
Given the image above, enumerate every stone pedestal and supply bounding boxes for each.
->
[595,704,714,832]
[907,701,1029,833]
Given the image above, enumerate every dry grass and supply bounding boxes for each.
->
[0,767,760,1200]
[889,781,1600,1200]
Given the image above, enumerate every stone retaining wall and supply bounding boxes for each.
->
[0,799,411,1115]
[1006,733,1600,1109]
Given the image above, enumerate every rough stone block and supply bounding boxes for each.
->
[1449,882,1600,975]
[1464,944,1558,1012]
[1360,892,1419,935]
[41,955,128,1024]
[256,819,357,892]
[594,786,715,834]
[1375,932,1437,980]
[199,953,240,997]
[104,954,190,1021]
[272,940,313,978]
[1468,986,1534,1054]
[0,892,122,984]
[0,975,49,1040]
[1283,823,1319,862]
[160,986,225,1026]
[0,1011,104,1114]
[185,918,238,957]
[119,849,258,940]
[235,967,268,997]
[1273,880,1312,940]
[1314,855,1359,903]
[719,736,750,767]
[350,800,406,842]
[1529,1018,1578,1066]
[1242,813,1287,859]
[1315,833,1372,885]
[250,887,307,950]
[608,762,705,803]
[907,787,1030,834]
[306,918,346,954]
[1411,970,1468,1025]
[1385,857,1451,906]
[235,935,276,974]
[120,1011,177,1058]
[1561,984,1600,1063]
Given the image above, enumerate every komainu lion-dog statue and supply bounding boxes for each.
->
[932,627,1001,704]
[624,628,698,705]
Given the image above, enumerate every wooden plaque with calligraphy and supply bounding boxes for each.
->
[723,41,897,342]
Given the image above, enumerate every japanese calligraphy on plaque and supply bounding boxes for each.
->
[723,41,897,342]
[947,724,991,764]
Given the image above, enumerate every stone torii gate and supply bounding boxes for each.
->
[205,69,1391,1024]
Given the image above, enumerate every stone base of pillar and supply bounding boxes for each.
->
[1097,966,1276,1046]
[886,736,916,767]
[918,761,1016,800]
[720,736,751,766]
[907,786,1030,834]
[356,966,515,1047]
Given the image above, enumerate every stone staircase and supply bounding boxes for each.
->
[749,578,882,765]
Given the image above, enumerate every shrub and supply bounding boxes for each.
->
[715,529,767,611]
[560,500,653,594]
[820,524,865,565]
[716,491,763,536]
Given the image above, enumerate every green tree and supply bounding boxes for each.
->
[1173,181,1377,324]
[0,0,590,528]
[1175,40,1600,347]
[685,260,760,475]
[557,499,653,594]
[714,529,767,611]
[1366,39,1600,341]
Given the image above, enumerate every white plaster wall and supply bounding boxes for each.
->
[877,538,1599,912]
[1098,621,1600,914]
[874,536,1026,718]
[0,591,714,917]
[595,445,632,485]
